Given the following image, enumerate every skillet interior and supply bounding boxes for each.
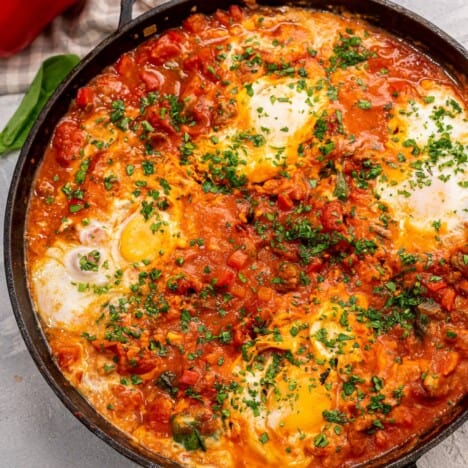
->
[4,1,467,467]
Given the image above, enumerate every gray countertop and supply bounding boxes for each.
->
[0,1,466,467]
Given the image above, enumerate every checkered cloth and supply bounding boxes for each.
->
[0,0,168,95]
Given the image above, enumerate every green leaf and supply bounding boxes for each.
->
[334,170,348,201]
[0,54,80,156]
[171,414,206,451]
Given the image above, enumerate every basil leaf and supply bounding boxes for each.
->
[0,54,80,155]
[1,68,43,146]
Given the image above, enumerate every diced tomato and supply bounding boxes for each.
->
[139,69,161,91]
[227,250,248,269]
[179,369,199,387]
[183,48,219,81]
[55,345,81,371]
[183,13,208,33]
[203,347,223,366]
[93,73,129,100]
[228,5,243,22]
[145,397,173,433]
[130,357,157,375]
[111,384,143,411]
[277,193,294,210]
[440,287,456,311]
[306,257,323,273]
[374,430,389,448]
[320,201,344,232]
[91,341,129,372]
[213,10,231,27]
[182,97,213,137]
[288,182,308,201]
[115,54,141,89]
[147,106,175,134]
[180,72,206,99]
[257,286,273,302]
[75,87,94,108]
[149,31,183,66]
[52,120,85,166]
[391,406,414,428]
[439,350,459,376]
[214,267,235,287]
[421,274,447,293]
[182,55,201,73]
[174,276,202,294]
[229,283,246,298]
[456,279,468,296]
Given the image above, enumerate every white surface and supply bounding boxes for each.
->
[0,1,467,467]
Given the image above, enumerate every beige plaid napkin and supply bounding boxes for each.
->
[0,0,168,95]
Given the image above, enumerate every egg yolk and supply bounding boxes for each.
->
[267,372,331,435]
[119,213,169,262]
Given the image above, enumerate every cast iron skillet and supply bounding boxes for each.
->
[4,0,467,467]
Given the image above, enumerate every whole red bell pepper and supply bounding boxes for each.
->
[0,0,81,57]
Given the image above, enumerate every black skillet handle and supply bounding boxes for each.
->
[118,0,135,29]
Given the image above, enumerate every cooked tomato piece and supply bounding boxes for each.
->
[214,267,235,287]
[306,256,323,273]
[320,200,345,232]
[179,369,199,387]
[52,120,85,166]
[55,345,81,371]
[228,5,243,22]
[227,250,248,269]
[439,287,456,311]
[115,54,141,89]
[149,31,183,66]
[75,87,94,108]
[145,396,173,433]
[183,13,209,33]
[147,104,177,133]
[277,193,294,210]
[130,357,158,375]
[139,69,161,91]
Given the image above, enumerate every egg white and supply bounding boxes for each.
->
[377,80,467,249]
[31,195,185,329]
[194,75,328,184]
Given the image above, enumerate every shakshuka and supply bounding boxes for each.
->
[26,4,467,467]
